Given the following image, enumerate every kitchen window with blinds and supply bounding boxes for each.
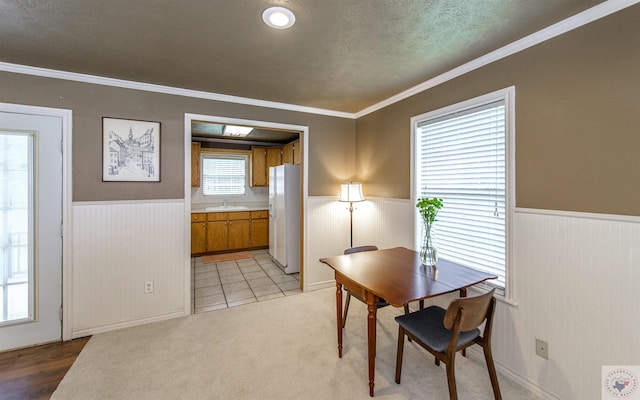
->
[412,87,514,297]
[202,154,248,196]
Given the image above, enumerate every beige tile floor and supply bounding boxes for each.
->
[191,249,301,313]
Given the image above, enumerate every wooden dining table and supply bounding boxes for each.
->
[319,246,498,397]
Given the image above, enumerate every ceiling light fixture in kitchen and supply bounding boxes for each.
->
[262,7,295,29]
[222,125,253,137]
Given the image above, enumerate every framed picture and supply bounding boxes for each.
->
[102,117,161,182]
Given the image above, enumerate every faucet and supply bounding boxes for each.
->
[223,199,228,207]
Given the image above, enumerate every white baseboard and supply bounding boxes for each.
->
[72,309,186,339]
[466,347,562,400]
[305,280,335,292]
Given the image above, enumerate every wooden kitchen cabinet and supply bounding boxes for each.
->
[206,211,250,252]
[282,139,301,165]
[251,146,282,186]
[228,219,250,250]
[228,211,251,250]
[250,210,269,249]
[251,146,267,186]
[191,142,201,187]
[266,147,282,181]
[292,139,301,165]
[191,213,207,254]
[206,220,228,252]
[191,210,268,255]
[282,141,294,164]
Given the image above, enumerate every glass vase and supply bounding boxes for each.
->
[420,221,438,266]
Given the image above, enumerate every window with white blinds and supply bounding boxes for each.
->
[414,91,512,293]
[202,154,247,196]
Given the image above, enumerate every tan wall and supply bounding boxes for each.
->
[0,72,356,200]
[356,5,640,216]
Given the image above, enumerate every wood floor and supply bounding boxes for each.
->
[0,337,90,400]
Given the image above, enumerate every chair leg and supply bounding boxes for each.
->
[483,344,502,400]
[402,304,412,342]
[342,292,351,329]
[395,326,405,384]
[445,356,458,400]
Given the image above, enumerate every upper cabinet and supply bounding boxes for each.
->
[251,146,283,187]
[282,142,294,164]
[191,142,201,187]
[281,139,300,165]
[251,139,302,186]
[266,147,282,169]
[292,139,301,165]
[251,147,267,186]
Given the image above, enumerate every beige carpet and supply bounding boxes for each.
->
[53,288,541,399]
[201,251,254,263]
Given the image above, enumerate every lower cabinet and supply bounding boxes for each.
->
[191,210,267,255]
[207,219,229,252]
[250,211,269,248]
[191,213,207,254]
[228,218,250,250]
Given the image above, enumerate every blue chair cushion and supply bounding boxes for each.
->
[395,306,480,352]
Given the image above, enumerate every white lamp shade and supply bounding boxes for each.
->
[339,182,364,202]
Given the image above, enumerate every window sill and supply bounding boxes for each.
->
[468,284,518,307]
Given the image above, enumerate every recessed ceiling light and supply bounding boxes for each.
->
[262,6,295,29]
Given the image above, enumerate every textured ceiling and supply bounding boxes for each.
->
[0,0,606,113]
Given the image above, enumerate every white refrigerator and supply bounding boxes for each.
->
[268,164,300,274]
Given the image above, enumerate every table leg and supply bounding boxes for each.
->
[366,291,377,397]
[336,281,343,358]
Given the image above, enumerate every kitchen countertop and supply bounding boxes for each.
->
[191,205,269,213]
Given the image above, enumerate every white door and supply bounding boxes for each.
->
[0,110,63,351]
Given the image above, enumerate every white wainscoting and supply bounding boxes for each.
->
[304,196,414,291]
[68,196,639,399]
[306,196,639,399]
[71,200,187,337]
[497,209,640,400]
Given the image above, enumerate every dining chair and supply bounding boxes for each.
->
[342,245,410,328]
[394,289,501,400]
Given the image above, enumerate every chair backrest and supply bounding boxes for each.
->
[443,289,496,332]
[344,245,378,255]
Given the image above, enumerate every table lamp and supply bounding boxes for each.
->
[338,182,364,248]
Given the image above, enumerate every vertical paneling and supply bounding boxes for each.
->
[494,210,640,399]
[307,196,639,399]
[305,196,414,291]
[305,197,349,290]
[68,196,639,399]
[353,197,414,250]
[72,200,186,336]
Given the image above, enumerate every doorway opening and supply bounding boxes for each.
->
[183,113,308,314]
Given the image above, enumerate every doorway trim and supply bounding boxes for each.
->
[0,102,73,342]
[183,113,309,312]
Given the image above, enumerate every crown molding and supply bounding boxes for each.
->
[0,62,356,120]
[0,0,636,121]
[354,0,639,118]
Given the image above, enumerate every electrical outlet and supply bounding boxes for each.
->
[535,338,549,360]
[144,281,154,294]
